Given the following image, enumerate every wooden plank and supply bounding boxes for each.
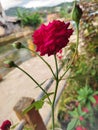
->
[13,97,47,130]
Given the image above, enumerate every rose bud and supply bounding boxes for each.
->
[12,42,24,49]
[79,116,84,121]
[76,126,87,130]
[82,107,89,113]
[4,60,16,68]
[93,95,98,106]
[0,120,11,130]
[72,3,83,24]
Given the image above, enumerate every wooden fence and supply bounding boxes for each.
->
[13,64,66,130]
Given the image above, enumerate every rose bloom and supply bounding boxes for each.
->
[0,120,11,130]
[32,20,73,56]
[79,116,84,121]
[82,107,89,113]
[75,101,79,107]
[93,95,98,106]
[76,126,87,130]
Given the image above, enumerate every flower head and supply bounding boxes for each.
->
[93,95,98,106]
[72,3,83,24]
[75,101,79,107]
[4,61,16,68]
[12,42,24,49]
[76,126,87,130]
[79,116,84,121]
[0,120,11,130]
[32,20,73,56]
[82,107,89,113]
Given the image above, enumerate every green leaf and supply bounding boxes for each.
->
[23,104,34,114]
[24,127,32,130]
[68,111,75,117]
[77,97,84,102]
[23,100,44,114]
[11,123,19,129]
[76,69,82,75]
[77,104,82,114]
[68,109,78,118]
[88,96,96,103]
[67,119,77,130]
[35,79,48,88]
[42,92,54,101]
[91,69,96,76]
[23,92,53,114]
[93,92,98,95]
[86,102,92,111]
[81,112,87,116]
[33,100,44,110]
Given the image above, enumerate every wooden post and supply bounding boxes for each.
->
[0,74,3,81]
[13,97,47,130]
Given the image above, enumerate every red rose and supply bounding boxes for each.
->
[75,101,79,107]
[79,116,84,121]
[82,107,89,113]
[76,126,87,130]
[93,95,98,106]
[0,120,11,130]
[32,20,73,56]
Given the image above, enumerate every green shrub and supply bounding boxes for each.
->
[17,9,41,28]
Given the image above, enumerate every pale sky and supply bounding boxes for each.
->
[0,0,74,10]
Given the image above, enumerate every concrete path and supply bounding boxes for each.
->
[0,55,65,125]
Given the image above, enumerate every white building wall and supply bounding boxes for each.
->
[0,2,6,24]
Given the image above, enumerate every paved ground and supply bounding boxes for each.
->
[0,55,65,126]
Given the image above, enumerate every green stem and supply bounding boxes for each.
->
[51,81,59,130]
[15,65,52,105]
[54,54,58,79]
[74,0,76,3]
[76,23,79,56]
[59,22,79,81]
[59,61,72,81]
[23,45,56,79]
[51,54,59,130]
